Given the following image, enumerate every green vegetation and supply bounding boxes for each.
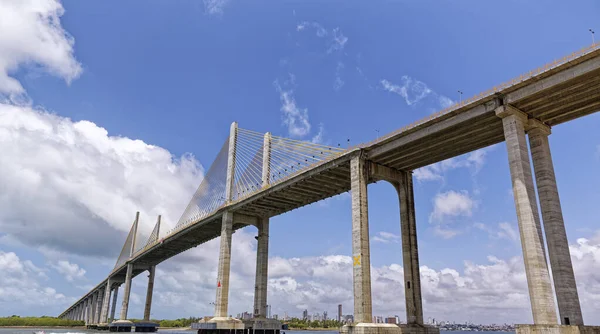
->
[0,315,84,327]
[285,318,343,329]
[129,317,202,328]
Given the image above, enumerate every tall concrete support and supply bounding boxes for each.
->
[214,211,234,317]
[110,285,119,322]
[120,264,134,320]
[528,121,583,326]
[396,171,424,325]
[100,279,112,323]
[253,218,269,317]
[95,288,104,324]
[262,132,272,187]
[350,155,373,324]
[90,292,98,324]
[496,105,557,325]
[213,122,237,318]
[144,266,156,321]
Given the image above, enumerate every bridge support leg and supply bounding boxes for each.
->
[497,106,565,332]
[244,217,282,334]
[100,279,112,325]
[144,266,156,321]
[207,211,243,331]
[342,156,401,334]
[110,285,119,322]
[111,263,134,331]
[90,291,98,325]
[95,288,104,325]
[524,121,600,334]
[392,171,439,334]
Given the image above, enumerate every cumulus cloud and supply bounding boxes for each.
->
[430,190,475,223]
[0,105,204,257]
[0,250,70,315]
[51,260,86,282]
[0,0,82,96]
[380,76,453,110]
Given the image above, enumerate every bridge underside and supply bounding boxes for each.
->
[367,52,600,170]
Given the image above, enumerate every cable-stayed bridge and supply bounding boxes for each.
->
[59,44,600,334]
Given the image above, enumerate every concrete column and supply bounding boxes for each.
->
[91,292,98,324]
[95,288,104,324]
[350,155,373,323]
[78,304,82,321]
[120,263,134,320]
[528,120,583,326]
[396,171,424,325]
[253,217,269,318]
[262,132,272,186]
[110,285,119,322]
[105,288,112,322]
[144,266,156,321]
[214,211,234,317]
[496,105,557,324]
[100,279,112,323]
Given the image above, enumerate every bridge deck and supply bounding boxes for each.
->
[60,45,600,318]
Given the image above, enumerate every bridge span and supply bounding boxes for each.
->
[59,44,600,334]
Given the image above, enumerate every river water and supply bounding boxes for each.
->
[0,330,514,334]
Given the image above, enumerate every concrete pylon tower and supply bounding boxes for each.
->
[209,122,244,331]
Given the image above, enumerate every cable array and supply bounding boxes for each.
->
[173,138,230,231]
[114,219,137,269]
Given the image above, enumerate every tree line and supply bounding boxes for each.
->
[0,316,84,327]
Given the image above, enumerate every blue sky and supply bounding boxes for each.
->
[1,0,600,325]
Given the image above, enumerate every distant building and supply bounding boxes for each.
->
[273,314,278,320]
[267,305,272,318]
[338,305,342,322]
[386,317,397,324]
[303,309,308,321]
[323,311,327,321]
[373,316,383,323]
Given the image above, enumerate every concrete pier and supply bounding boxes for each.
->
[397,171,424,325]
[144,266,156,321]
[110,285,119,322]
[253,218,269,317]
[350,155,372,324]
[120,264,134,321]
[496,105,557,324]
[100,279,112,324]
[528,120,584,326]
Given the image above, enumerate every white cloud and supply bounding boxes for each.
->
[474,222,520,242]
[51,260,86,282]
[380,76,453,110]
[203,0,230,15]
[372,231,401,244]
[381,77,432,106]
[311,123,325,144]
[334,62,345,91]
[274,81,311,138]
[0,0,82,96]
[430,190,475,223]
[0,250,70,315]
[296,21,348,53]
[328,28,348,54]
[414,147,493,182]
[0,104,204,257]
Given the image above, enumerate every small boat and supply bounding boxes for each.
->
[33,331,45,334]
